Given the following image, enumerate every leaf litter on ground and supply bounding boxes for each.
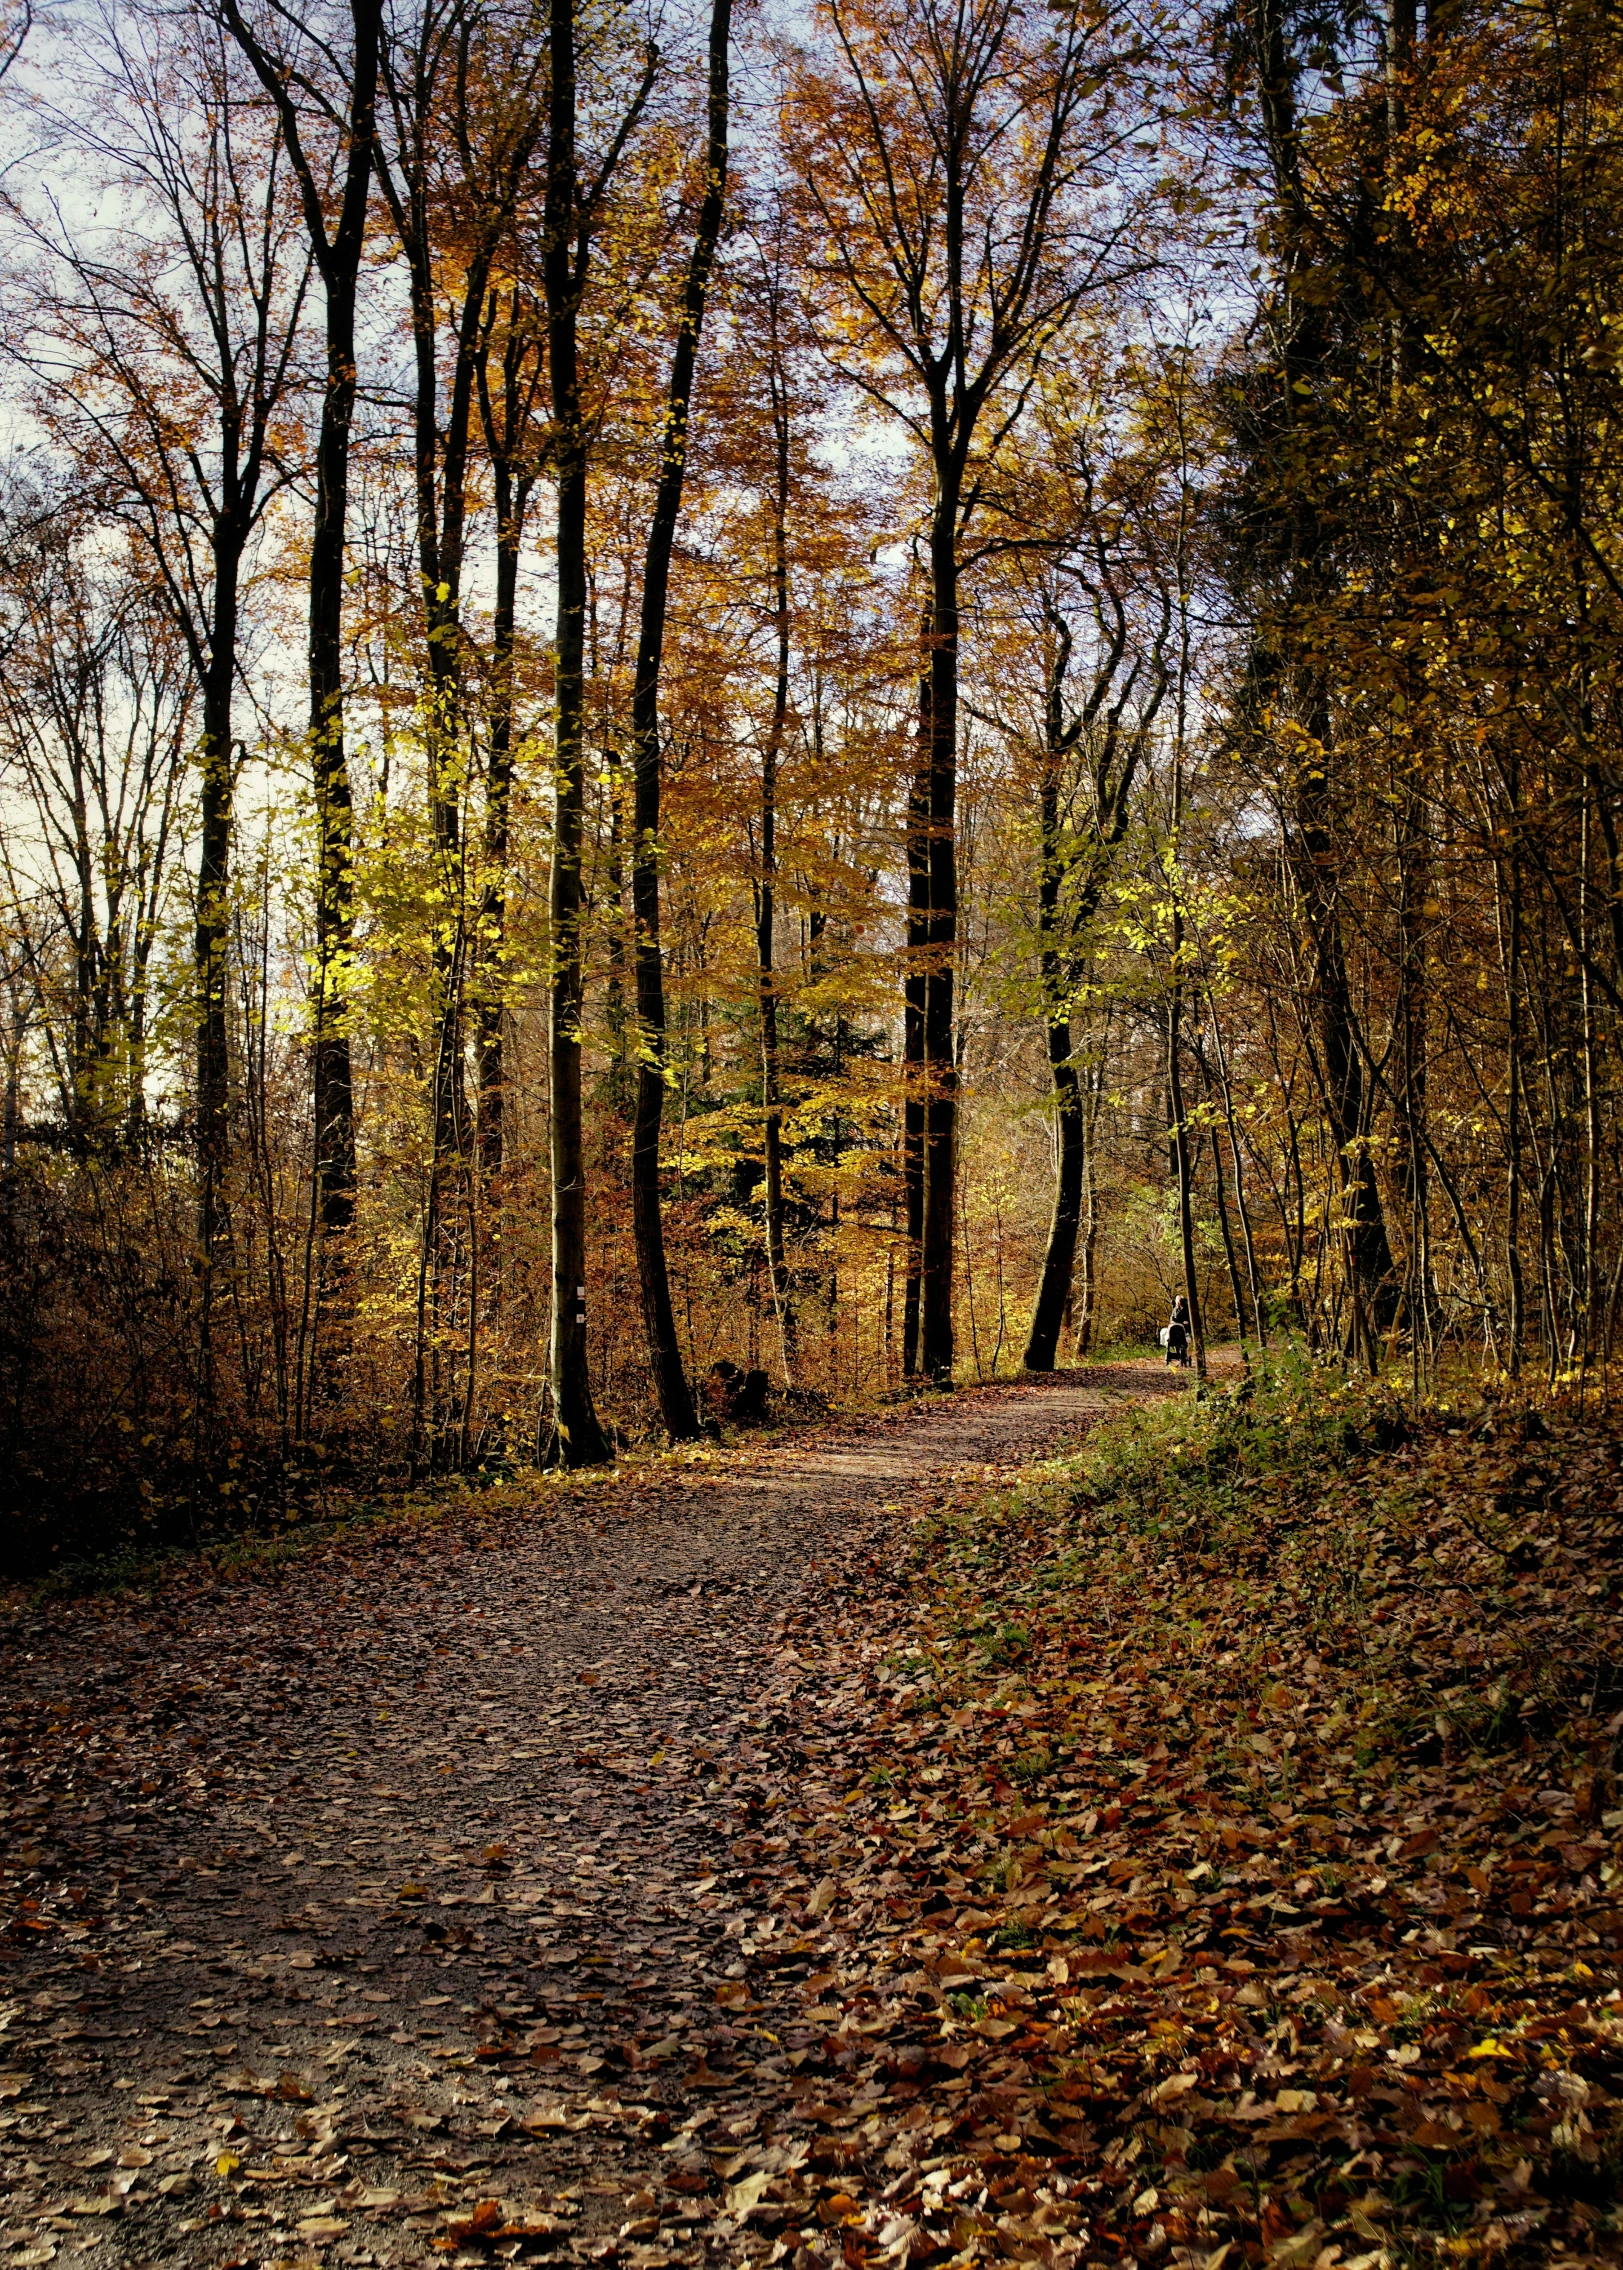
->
[738,1357,1623,2269]
[4,1359,1619,2269]
[0,1376,1155,2270]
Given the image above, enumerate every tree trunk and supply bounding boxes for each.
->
[477,443,526,1183]
[1205,997,1268,1343]
[538,0,611,1468]
[1077,1079,1100,1354]
[759,326,794,1377]
[305,13,377,1235]
[1395,767,1431,1352]
[1024,747,1081,1371]
[223,0,381,1237]
[1169,760,1205,1378]
[919,494,960,1382]
[902,617,929,1377]
[1502,781,1526,1370]
[194,547,239,1405]
[629,0,730,1442]
[1293,684,1399,1342]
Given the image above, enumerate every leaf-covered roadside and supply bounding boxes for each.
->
[743,1363,1623,2267]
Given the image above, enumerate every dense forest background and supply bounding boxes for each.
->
[0,0,1617,1549]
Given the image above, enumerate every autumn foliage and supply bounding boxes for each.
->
[0,0,1621,1550]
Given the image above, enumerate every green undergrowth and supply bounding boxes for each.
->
[925,1350,1622,1768]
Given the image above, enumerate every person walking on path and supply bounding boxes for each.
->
[1164,1293,1191,1368]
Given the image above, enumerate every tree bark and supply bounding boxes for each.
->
[628,0,731,1442]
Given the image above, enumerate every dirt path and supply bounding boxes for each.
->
[0,1366,1180,2270]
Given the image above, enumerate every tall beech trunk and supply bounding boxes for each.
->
[902,620,930,1377]
[758,313,795,1375]
[629,0,730,1442]
[538,0,611,1467]
[1248,0,1397,1347]
[918,496,961,1381]
[224,0,381,1235]
[474,323,539,1184]
[193,546,240,1406]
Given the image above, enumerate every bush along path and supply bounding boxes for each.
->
[746,1360,1623,2269]
[0,1369,1169,2270]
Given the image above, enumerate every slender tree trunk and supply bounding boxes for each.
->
[1024,741,1082,1371]
[306,23,377,1234]
[1206,997,1268,1343]
[194,551,240,1404]
[538,0,611,1467]
[1501,775,1526,1371]
[223,0,381,1236]
[1208,1117,1247,1347]
[1077,1070,1100,1354]
[1580,786,1601,1360]
[759,337,794,1377]
[477,451,527,1184]
[902,618,929,1377]
[1395,766,1431,1351]
[1169,762,1204,1378]
[629,0,730,1442]
[919,487,961,1382]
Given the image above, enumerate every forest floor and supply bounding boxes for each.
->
[3,1355,1622,2270]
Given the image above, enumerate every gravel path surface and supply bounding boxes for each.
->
[0,1367,1179,2270]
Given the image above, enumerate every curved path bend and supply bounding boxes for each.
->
[0,1366,1179,2270]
